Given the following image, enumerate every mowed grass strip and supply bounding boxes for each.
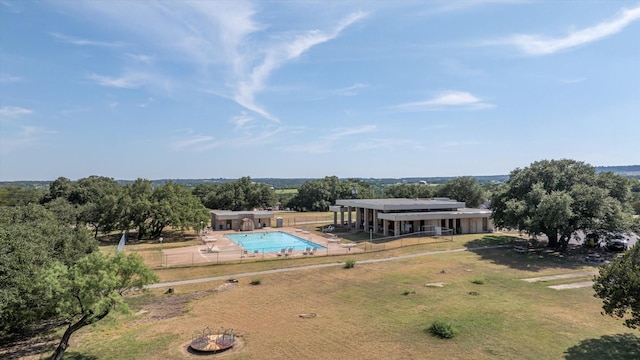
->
[62,246,636,360]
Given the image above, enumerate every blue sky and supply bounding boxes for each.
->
[1,1,639,181]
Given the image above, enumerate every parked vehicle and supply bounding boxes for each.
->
[606,236,628,251]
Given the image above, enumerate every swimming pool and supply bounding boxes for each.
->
[226,232,326,253]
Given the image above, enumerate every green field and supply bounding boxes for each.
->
[12,235,639,360]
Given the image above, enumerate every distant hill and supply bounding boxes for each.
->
[2,165,638,189]
[595,165,640,176]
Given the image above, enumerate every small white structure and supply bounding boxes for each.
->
[210,210,274,231]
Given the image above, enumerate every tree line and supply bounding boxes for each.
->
[1,158,639,358]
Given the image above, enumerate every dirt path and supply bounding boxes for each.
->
[147,245,510,289]
[548,281,595,290]
[521,271,598,283]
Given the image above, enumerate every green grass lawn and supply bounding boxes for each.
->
[33,235,640,359]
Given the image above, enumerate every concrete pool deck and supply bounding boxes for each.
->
[160,227,362,267]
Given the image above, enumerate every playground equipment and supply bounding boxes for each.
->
[189,327,236,353]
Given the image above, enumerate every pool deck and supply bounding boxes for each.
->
[161,227,361,267]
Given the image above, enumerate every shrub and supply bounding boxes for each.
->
[427,319,458,339]
[471,278,485,285]
[344,259,356,269]
[249,279,262,285]
[402,289,416,296]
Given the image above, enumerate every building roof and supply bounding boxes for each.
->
[335,198,466,211]
[210,210,274,219]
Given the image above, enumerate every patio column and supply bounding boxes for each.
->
[383,219,389,236]
[373,210,378,233]
[347,206,352,229]
[333,211,337,225]
[355,207,361,231]
[394,220,400,236]
[363,208,369,231]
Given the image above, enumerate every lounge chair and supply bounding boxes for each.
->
[285,247,294,256]
[241,249,248,258]
[303,247,311,255]
[276,248,286,257]
[309,248,317,255]
[250,249,259,257]
[325,225,335,233]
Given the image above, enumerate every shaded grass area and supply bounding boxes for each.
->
[564,333,640,359]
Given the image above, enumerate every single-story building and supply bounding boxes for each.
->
[330,198,493,236]
[210,210,274,231]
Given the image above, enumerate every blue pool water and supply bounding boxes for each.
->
[226,231,326,253]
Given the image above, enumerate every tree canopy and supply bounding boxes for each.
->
[195,177,277,211]
[0,204,97,333]
[491,159,634,252]
[384,183,434,199]
[593,243,640,329]
[47,252,158,359]
[437,176,485,207]
[288,176,373,211]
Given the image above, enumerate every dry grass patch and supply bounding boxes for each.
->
[23,235,636,360]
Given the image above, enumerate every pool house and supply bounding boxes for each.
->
[210,210,274,231]
[330,198,493,236]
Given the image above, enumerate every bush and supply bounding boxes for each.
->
[402,289,416,296]
[471,278,485,285]
[249,279,262,285]
[344,259,356,269]
[427,319,458,339]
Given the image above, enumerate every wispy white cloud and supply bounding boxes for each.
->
[1,0,22,14]
[0,106,32,118]
[87,71,170,92]
[87,73,143,88]
[125,53,155,64]
[420,0,528,15]
[171,135,217,151]
[58,2,366,123]
[49,32,125,47]
[488,5,640,55]
[333,83,369,96]
[137,97,155,108]
[232,11,368,122]
[230,111,255,129]
[326,125,376,141]
[351,138,423,151]
[282,142,332,154]
[0,73,23,83]
[281,124,376,154]
[394,91,494,111]
[0,126,57,154]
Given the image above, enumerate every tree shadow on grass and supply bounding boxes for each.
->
[464,235,589,272]
[564,333,640,360]
[63,352,99,360]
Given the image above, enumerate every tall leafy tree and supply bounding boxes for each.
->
[385,183,434,199]
[200,177,276,210]
[437,176,485,207]
[0,204,96,333]
[491,159,634,252]
[593,243,640,329]
[119,178,153,239]
[48,252,158,360]
[289,176,373,211]
[148,181,210,237]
